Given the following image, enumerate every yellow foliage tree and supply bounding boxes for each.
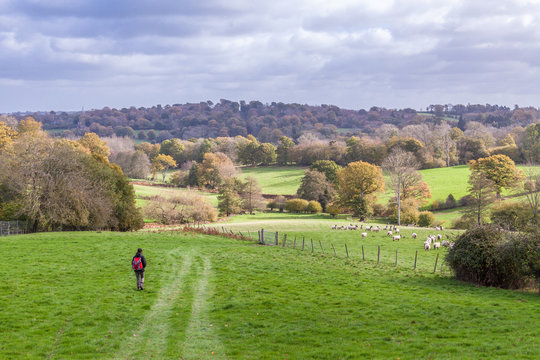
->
[337,161,384,219]
[152,154,177,181]
[78,133,111,159]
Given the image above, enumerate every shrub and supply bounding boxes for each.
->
[285,199,309,213]
[431,200,440,211]
[326,204,341,217]
[452,215,478,230]
[490,201,532,231]
[445,225,529,289]
[418,211,435,227]
[389,198,419,224]
[306,200,322,213]
[445,194,457,209]
[372,203,386,217]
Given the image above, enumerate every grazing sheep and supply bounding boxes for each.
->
[373,226,380,232]
[387,231,393,236]
[449,242,455,249]
[395,228,400,233]
[433,242,441,249]
[383,225,388,230]
[332,225,337,230]
[361,232,368,238]
[437,234,442,240]
[393,235,401,241]
[424,242,431,251]
[366,225,372,231]
[442,240,449,247]
[412,233,417,239]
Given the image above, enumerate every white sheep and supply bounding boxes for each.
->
[412,233,417,239]
[437,234,442,240]
[361,232,368,238]
[424,242,431,251]
[433,242,441,249]
[442,240,449,247]
[395,228,400,233]
[393,235,401,241]
[373,226,380,232]
[332,225,337,230]
[387,230,393,236]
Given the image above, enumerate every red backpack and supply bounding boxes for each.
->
[132,256,143,270]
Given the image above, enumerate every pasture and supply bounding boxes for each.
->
[239,166,306,195]
[1,230,539,359]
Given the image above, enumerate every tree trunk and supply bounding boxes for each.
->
[397,181,401,225]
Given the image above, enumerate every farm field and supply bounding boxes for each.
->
[1,231,539,359]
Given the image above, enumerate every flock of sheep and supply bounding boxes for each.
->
[331,223,454,250]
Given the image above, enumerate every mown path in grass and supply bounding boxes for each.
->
[1,231,539,359]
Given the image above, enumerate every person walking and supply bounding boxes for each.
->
[132,248,147,290]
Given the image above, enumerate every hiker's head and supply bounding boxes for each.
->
[137,248,143,254]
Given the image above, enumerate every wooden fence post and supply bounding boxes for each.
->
[282,234,287,248]
[345,243,349,258]
[433,253,439,273]
[362,245,365,261]
[395,249,398,267]
[414,250,418,270]
[331,243,336,256]
[377,245,380,265]
[319,240,324,254]
[302,237,305,251]
[311,239,314,252]
[293,236,296,249]
[275,231,279,246]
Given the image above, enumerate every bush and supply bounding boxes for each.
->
[326,204,341,217]
[445,225,530,289]
[431,200,440,211]
[389,198,419,224]
[490,201,532,231]
[452,215,478,230]
[372,203,386,217]
[418,211,435,227]
[306,200,322,213]
[285,199,309,213]
[445,194,457,209]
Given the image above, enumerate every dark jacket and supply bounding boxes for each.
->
[132,252,147,271]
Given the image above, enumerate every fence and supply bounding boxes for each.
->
[0,221,28,237]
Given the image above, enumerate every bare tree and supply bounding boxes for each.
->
[383,149,420,225]
[462,172,497,225]
[524,159,540,224]
[240,176,266,214]
[436,122,456,167]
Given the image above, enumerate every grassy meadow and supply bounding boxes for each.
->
[239,166,306,195]
[133,183,219,206]
[2,230,539,359]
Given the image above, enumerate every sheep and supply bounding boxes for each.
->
[361,232,368,238]
[433,242,441,250]
[393,235,401,241]
[366,225,372,231]
[387,230,393,236]
[437,234,442,240]
[425,236,433,244]
[449,242,455,249]
[424,242,431,251]
[383,225,388,230]
[332,225,337,230]
[412,233,417,239]
[442,240,450,247]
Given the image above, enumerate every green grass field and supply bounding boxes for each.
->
[1,230,539,359]
[240,166,306,195]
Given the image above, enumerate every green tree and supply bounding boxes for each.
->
[240,176,265,214]
[296,169,335,211]
[309,160,341,183]
[160,138,185,165]
[462,171,497,225]
[217,182,243,216]
[276,136,295,165]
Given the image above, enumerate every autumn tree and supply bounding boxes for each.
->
[296,169,335,211]
[78,132,110,159]
[523,162,540,224]
[0,121,17,150]
[240,176,265,214]
[152,154,177,181]
[197,152,237,189]
[160,138,185,165]
[469,154,523,198]
[383,149,422,225]
[336,161,384,220]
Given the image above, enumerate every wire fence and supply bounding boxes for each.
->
[0,221,29,237]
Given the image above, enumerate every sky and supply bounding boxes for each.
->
[1,0,540,113]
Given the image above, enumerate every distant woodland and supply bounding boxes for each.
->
[12,101,539,142]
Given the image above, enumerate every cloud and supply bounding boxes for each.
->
[1,0,540,112]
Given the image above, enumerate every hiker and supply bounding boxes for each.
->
[132,248,147,290]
